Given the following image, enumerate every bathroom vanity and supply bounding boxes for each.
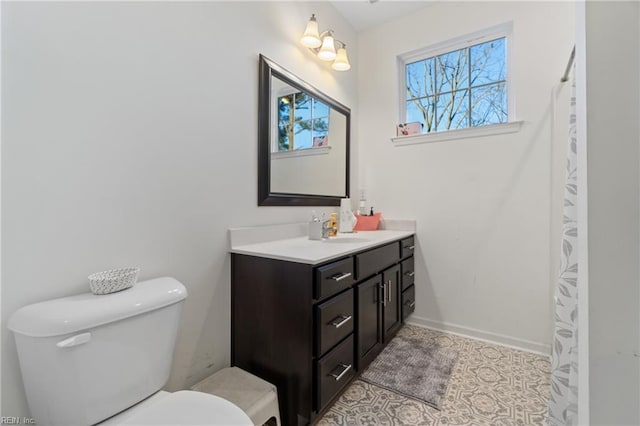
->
[230,226,416,426]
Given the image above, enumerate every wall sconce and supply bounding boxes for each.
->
[301,14,351,71]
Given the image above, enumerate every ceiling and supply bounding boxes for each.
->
[329,0,435,32]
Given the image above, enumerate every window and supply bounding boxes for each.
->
[400,25,512,136]
[277,92,330,151]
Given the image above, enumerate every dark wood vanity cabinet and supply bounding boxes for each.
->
[231,235,415,426]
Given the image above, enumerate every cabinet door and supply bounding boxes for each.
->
[356,275,382,370]
[382,264,401,341]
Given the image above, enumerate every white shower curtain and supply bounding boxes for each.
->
[547,69,579,426]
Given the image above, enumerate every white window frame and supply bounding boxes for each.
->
[395,22,520,145]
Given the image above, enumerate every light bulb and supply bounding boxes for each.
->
[301,15,321,48]
[332,47,351,71]
[317,34,336,61]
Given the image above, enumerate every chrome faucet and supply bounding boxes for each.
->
[321,220,333,239]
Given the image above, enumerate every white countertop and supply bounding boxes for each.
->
[229,228,415,265]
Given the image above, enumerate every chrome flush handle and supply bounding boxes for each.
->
[56,332,92,348]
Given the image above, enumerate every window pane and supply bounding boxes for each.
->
[294,120,312,149]
[435,90,469,131]
[277,95,292,151]
[471,82,507,126]
[313,98,329,117]
[406,97,435,133]
[312,117,329,137]
[406,58,435,100]
[278,96,291,127]
[402,32,508,135]
[436,48,469,93]
[278,126,290,151]
[470,38,506,86]
[294,92,311,121]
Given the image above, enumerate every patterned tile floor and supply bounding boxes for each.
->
[317,325,551,426]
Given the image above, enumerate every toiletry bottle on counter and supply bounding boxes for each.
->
[359,189,367,216]
[339,198,357,233]
[308,211,322,240]
[328,213,338,237]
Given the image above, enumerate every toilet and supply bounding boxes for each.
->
[8,277,252,426]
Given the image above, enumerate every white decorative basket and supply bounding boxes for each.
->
[88,267,139,295]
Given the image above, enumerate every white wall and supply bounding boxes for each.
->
[585,2,640,423]
[0,2,357,418]
[357,1,574,353]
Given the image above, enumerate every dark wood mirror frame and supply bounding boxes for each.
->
[257,54,350,206]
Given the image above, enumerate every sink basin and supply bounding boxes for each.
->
[322,237,369,244]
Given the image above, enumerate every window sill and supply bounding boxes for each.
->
[271,146,331,159]
[391,121,523,146]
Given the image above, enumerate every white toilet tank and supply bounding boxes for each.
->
[8,277,188,426]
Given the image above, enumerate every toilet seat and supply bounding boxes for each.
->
[101,390,252,425]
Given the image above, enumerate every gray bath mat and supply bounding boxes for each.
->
[360,332,458,409]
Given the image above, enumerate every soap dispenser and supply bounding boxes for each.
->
[308,211,322,240]
[339,198,357,233]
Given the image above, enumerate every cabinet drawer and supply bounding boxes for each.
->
[400,236,415,259]
[315,258,355,300]
[401,257,415,291]
[402,285,415,321]
[316,289,354,356]
[316,334,355,411]
[355,243,399,280]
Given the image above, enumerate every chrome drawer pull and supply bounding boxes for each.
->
[329,363,352,381]
[330,272,352,282]
[388,280,392,303]
[405,301,416,308]
[382,282,387,307]
[330,315,352,329]
[405,271,415,277]
[404,245,415,251]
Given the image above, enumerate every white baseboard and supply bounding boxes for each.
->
[406,315,551,358]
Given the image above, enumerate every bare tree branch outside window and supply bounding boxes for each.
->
[405,37,507,133]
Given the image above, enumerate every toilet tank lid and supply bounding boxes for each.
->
[8,277,188,337]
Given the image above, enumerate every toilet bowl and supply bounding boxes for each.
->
[99,391,251,425]
[8,277,252,426]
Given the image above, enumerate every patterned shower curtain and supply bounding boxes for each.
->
[547,69,579,426]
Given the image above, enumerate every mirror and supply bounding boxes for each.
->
[258,55,350,206]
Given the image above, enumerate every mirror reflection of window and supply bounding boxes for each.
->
[277,92,330,151]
